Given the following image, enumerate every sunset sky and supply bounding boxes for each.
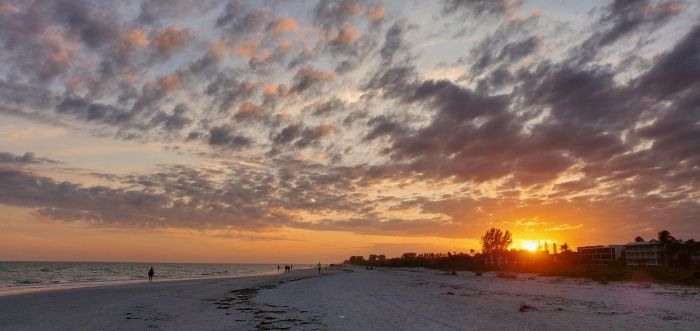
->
[1,0,699,263]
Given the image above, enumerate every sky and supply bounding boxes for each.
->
[0,0,699,263]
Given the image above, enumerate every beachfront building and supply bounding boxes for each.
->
[625,241,664,266]
[577,245,625,265]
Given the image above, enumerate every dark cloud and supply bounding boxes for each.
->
[380,20,411,63]
[441,0,520,17]
[364,115,406,141]
[304,97,346,117]
[291,67,335,93]
[0,152,61,166]
[574,0,682,64]
[216,2,269,36]
[150,104,192,132]
[271,124,336,150]
[313,0,364,30]
[54,0,119,49]
[208,126,252,149]
[637,24,700,97]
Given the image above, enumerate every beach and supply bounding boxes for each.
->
[1,267,699,330]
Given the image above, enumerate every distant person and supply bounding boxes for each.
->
[317,262,322,274]
[148,267,154,282]
[277,265,280,272]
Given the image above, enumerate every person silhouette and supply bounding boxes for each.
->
[148,267,154,282]
[317,262,322,273]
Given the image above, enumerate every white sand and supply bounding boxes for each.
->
[1,266,699,330]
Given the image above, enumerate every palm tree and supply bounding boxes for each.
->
[658,230,678,267]
[560,242,569,252]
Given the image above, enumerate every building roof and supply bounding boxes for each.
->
[578,245,625,249]
[625,240,662,246]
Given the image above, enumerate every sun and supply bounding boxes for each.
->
[519,240,539,252]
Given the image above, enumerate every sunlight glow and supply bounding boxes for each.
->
[519,240,539,252]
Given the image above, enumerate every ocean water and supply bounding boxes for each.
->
[0,261,288,295]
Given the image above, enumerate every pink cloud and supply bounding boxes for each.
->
[151,26,190,58]
[156,73,181,92]
[266,17,298,35]
[330,25,359,46]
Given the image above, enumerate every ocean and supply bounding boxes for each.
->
[0,261,293,295]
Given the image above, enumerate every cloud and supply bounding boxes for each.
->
[208,126,252,150]
[150,26,190,59]
[330,25,359,46]
[0,1,699,241]
[271,123,336,150]
[545,223,584,232]
[156,73,182,92]
[441,0,522,18]
[314,0,364,29]
[291,66,335,93]
[367,5,385,25]
[216,4,268,37]
[637,24,700,97]
[266,17,298,35]
[0,152,61,166]
[234,102,264,121]
[574,0,682,64]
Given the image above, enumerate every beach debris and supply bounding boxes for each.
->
[519,303,536,312]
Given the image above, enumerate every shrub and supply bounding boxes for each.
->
[497,271,517,279]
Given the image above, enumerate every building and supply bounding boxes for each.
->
[625,241,664,266]
[577,245,625,265]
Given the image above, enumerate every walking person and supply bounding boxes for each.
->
[148,267,154,283]
[317,262,322,274]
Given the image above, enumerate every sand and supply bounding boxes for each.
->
[1,266,699,330]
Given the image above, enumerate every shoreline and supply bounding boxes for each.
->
[0,270,284,297]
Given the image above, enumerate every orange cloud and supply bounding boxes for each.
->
[262,83,291,98]
[119,27,148,55]
[156,74,181,92]
[234,39,270,61]
[331,25,359,46]
[342,1,363,15]
[312,123,336,136]
[126,27,148,47]
[209,37,229,59]
[234,102,262,120]
[44,29,76,64]
[151,26,190,58]
[266,17,298,35]
[368,5,384,24]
